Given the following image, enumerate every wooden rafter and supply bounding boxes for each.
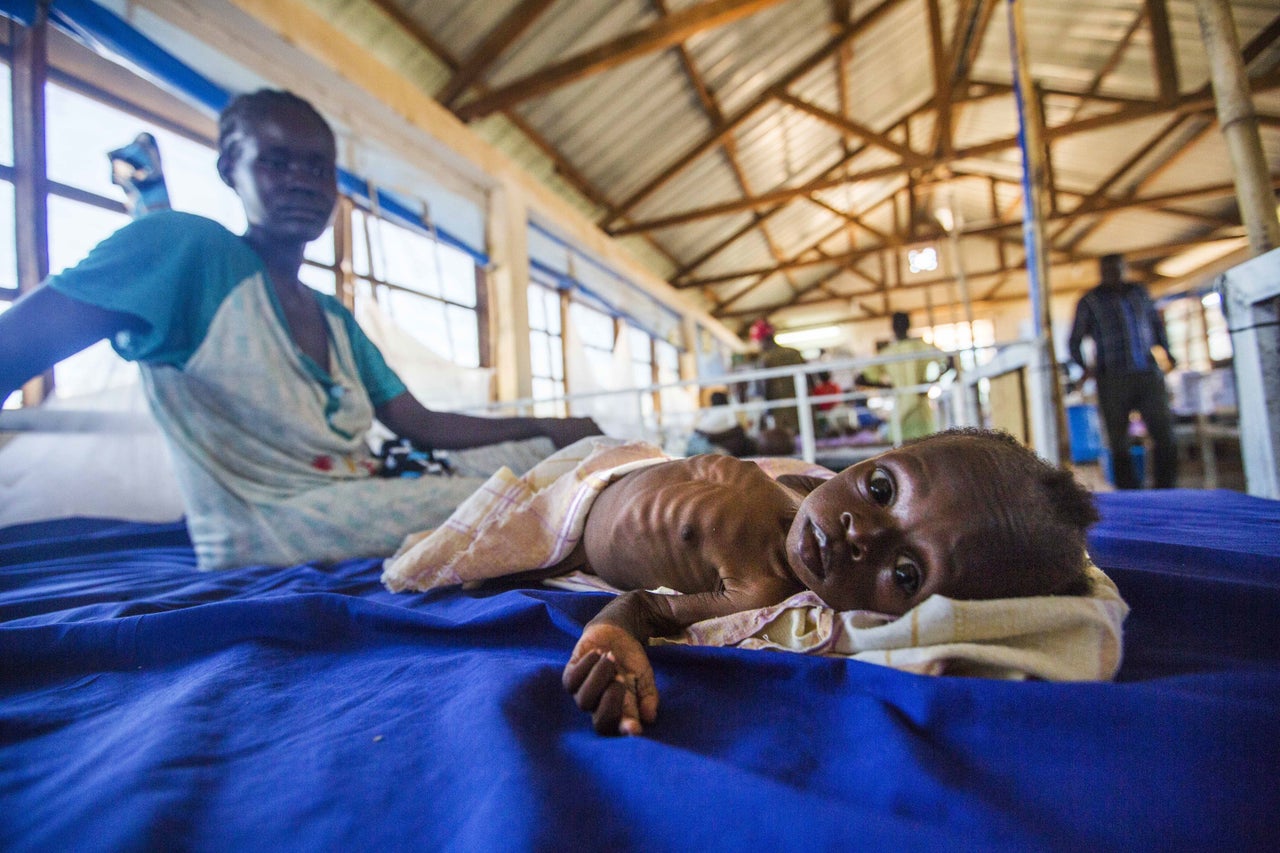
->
[1061,120,1218,253]
[713,231,1253,321]
[1144,0,1180,105]
[774,92,928,165]
[671,108,917,283]
[436,0,558,107]
[453,0,793,121]
[607,74,1279,236]
[925,0,952,158]
[685,179,1275,290]
[365,0,1280,328]
[1053,113,1194,238]
[598,0,907,228]
[365,0,683,270]
[705,196,897,314]
[1067,7,1147,122]
[937,0,995,163]
[1055,12,1280,255]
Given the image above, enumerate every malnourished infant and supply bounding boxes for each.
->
[559,428,1098,735]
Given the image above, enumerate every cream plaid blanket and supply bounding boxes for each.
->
[383,437,1128,681]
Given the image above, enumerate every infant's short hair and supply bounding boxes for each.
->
[908,428,1100,599]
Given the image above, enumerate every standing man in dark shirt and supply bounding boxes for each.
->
[1068,254,1178,489]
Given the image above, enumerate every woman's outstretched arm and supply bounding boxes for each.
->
[375,391,602,451]
[0,286,132,401]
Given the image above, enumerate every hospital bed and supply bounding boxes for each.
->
[1,483,1276,850]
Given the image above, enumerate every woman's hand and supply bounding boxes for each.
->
[537,416,603,449]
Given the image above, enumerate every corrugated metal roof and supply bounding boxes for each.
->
[273,0,1280,339]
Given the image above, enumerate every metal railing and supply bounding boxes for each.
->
[459,338,1040,462]
[1,338,1043,464]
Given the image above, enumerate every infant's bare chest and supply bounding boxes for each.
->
[583,457,796,592]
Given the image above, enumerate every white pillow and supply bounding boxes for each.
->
[0,383,185,528]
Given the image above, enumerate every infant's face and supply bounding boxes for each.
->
[785,437,1027,615]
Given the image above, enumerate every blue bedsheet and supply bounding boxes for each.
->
[2,490,1277,851]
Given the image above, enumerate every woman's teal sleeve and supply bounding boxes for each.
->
[44,212,259,366]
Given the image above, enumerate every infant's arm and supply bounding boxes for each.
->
[563,577,797,735]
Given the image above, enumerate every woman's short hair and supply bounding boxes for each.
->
[217,89,333,159]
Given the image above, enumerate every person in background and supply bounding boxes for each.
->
[1068,253,1178,489]
[0,88,599,570]
[686,390,757,457]
[857,312,951,441]
[750,318,806,439]
[810,371,841,412]
[809,370,842,437]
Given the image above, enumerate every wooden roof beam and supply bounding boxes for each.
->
[926,0,952,158]
[1059,117,1215,252]
[436,0,558,107]
[367,0,679,269]
[775,92,929,166]
[713,231,1244,320]
[608,75,1279,235]
[1145,0,1181,105]
[681,178,1274,288]
[1050,112,1194,241]
[1067,7,1146,122]
[454,0,792,121]
[598,0,907,228]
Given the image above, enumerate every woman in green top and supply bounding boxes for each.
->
[0,89,598,570]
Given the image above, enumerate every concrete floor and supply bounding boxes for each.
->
[1071,433,1246,493]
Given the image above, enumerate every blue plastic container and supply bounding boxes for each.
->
[1067,404,1103,464]
[1099,444,1146,487]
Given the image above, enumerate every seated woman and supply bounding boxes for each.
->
[0,89,598,570]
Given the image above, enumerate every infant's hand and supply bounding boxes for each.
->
[562,623,658,736]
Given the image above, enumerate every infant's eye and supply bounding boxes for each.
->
[867,468,895,505]
[893,556,921,597]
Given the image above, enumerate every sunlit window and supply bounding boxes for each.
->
[1162,291,1232,371]
[0,181,16,293]
[907,246,938,274]
[921,318,995,372]
[0,63,12,167]
[47,195,131,276]
[528,277,565,416]
[351,210,480,366]
[571,300,615,364]
[655,338,679,388]
[623,324,657,422]
[45,83,245,232]
[0,301,16,409]
[46,196,134,398]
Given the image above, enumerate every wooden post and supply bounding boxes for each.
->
[1195,0,1280,498]
[1005,0,1065,463]
[485,182,534,402]
[1193,0,1280,256]
[12,4,50,406]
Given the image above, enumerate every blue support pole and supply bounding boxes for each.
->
[1005,0,1063,463]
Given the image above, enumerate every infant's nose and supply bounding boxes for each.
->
[840,510,889,560]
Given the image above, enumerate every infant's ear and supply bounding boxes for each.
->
[775,474,829,498]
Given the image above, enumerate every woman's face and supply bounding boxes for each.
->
[220,103,337,244]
